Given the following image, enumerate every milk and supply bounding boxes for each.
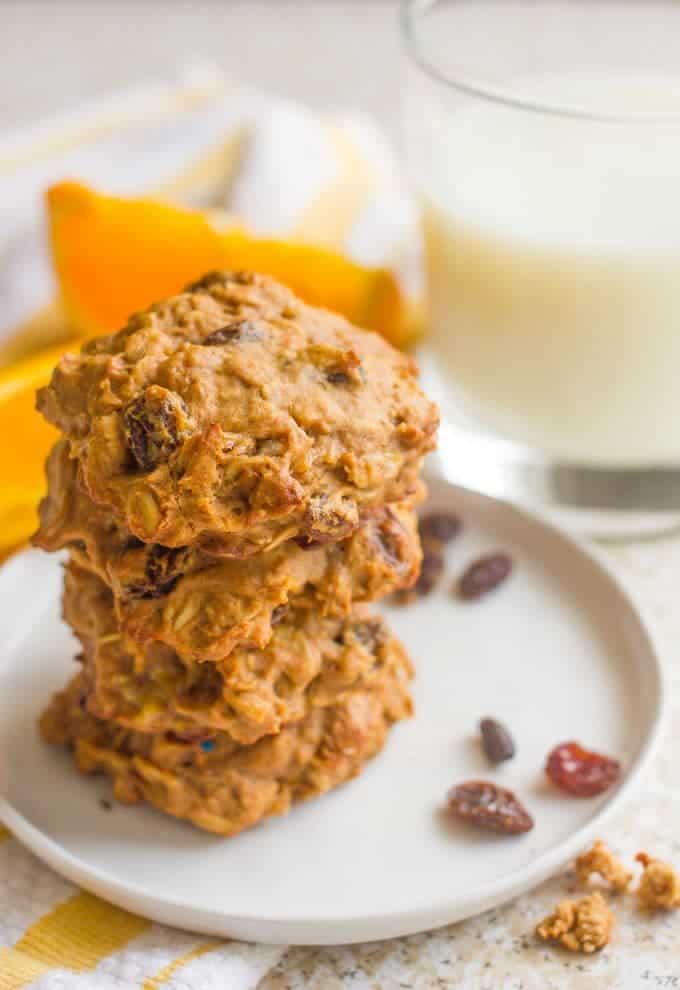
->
[422,74,680,466]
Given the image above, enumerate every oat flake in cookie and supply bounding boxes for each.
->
[37,272,438,556]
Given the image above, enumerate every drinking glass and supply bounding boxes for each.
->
[402,0,680,533]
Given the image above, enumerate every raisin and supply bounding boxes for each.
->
[123,535,145,551]
[546,742,621,797]
[480,718,516,763]
[351,618,386,652]
[374,511,407,571]
[271,604,289,625]
[146,544,186,582]
[183,666,222,705]
[303,494,358,544]
[307,344,362,386]
[327,370,351,385]
[419,511,461,545]
[202,320,264,345]
[123,386,192,471]
[126,584,155,601]
[127,545,188,599]
[146,545,187,594]
[447,780,534,834]
[458,552,512,600]
[327,360,365,386]
[327,363,365,385]
[167,729,214,745]
[414,541,444,595]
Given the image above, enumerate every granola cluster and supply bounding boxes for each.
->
[575,839,632,894]
[636,852,680,911]
[536,841,680,955]
[536,892,614,954]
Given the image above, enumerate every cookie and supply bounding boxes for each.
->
[37,442,422,660]
[37,272,438,556]
[40,649,413,836]
[64,560,411,745]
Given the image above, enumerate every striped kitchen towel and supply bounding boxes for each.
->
[0,821,284,989]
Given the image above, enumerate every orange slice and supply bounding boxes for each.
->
[47,181,413,346]
[0,344,70,558]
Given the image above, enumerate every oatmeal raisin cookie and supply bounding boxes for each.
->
[40,649,413,836]
[64,561,411,745]
[37,272,438,556]
[36,441,422,660]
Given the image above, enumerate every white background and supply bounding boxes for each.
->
[3,1,400,135]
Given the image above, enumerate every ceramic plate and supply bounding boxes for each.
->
[0,479,666,944]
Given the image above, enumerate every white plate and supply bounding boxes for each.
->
[0,479,666,945]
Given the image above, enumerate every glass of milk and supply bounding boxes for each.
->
[403,0,680,532]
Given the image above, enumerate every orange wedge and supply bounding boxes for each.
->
[0,343,72,558]
[0,182,416,558]
[47,181,414,346]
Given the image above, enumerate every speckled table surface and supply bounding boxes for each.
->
[255,535,680,990]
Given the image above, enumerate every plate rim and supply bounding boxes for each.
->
[0,481,668,944]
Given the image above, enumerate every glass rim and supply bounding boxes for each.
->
[400,0,680,123]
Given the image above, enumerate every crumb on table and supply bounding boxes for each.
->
[636,852,680,911]
[575,840,632,894]
[535,892,614,954]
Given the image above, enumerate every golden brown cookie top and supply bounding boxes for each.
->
[38,272,438,554]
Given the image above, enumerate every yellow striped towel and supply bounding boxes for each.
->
[0,826,285,987]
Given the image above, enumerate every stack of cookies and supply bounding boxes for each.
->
[35,272,438,836]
